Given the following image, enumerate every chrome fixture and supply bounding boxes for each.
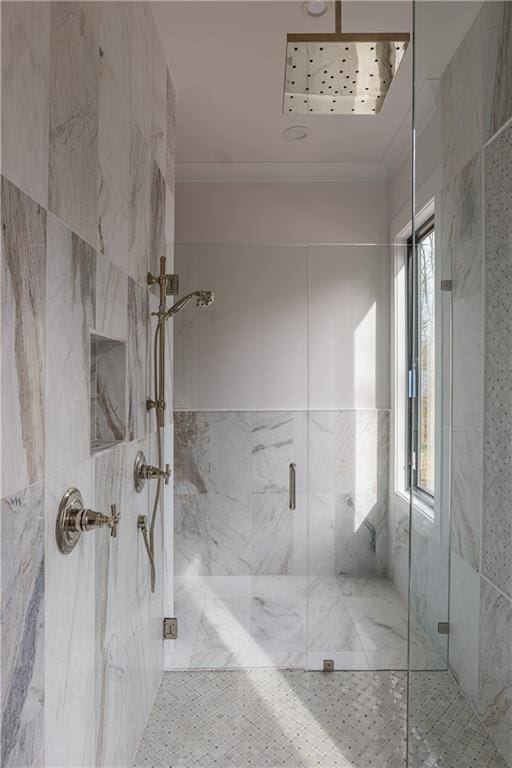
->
[165,290,214,319]
[134,450,171,493]
[142,257,214,592]
[163,617,178,640]
[56,487,120,555]
[284,0,409,115]
[289,463,297,510]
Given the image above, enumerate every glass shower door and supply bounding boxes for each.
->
[305,243,404,672]
[168,243,310,672]
[408,2,511,766]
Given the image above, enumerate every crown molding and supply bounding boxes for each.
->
[176,161,389,183]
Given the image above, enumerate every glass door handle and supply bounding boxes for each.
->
[289,463,297,510]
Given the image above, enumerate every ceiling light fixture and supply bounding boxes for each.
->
[285,0,409,116]
[302,1,329,18]
[282,125,311,141]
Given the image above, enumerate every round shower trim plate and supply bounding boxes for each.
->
[302,0,329,18]
[282,125,311,142]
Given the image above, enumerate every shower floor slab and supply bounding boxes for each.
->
[133,669,507,768]
[166,575,441,671]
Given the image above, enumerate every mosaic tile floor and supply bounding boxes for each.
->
[408,672,508,768]
[135,669,406,767]
[134,670,508,768]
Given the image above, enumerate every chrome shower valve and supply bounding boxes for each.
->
[134,450,171,493]
[56,488,120,554]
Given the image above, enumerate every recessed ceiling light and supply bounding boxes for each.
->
[302,1,329,18]
[282,125,311,141]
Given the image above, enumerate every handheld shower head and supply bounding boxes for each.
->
[196,290,214,308]
[166,290,214,319]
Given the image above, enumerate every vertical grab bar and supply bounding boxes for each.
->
[289,463,296,510]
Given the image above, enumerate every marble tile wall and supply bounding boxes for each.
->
[1,3,176,766]
[175,410,389,580]
[412,2,512,764]
[174,410,390,668]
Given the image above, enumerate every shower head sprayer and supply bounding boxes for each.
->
[165,290,214,319]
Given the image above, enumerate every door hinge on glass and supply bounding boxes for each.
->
[163,617,178,640]
[408,369,416,399]
[438,622,449,635]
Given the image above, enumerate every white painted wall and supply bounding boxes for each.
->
[174,242,390,411]
[176,180,390,246]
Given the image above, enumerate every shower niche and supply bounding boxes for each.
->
[90,333,127,453]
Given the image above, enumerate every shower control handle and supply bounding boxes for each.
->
[56,489,120,554]
[289,463,297,510]
[134,451,171,493]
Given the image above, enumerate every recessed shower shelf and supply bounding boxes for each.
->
[90,333,127,455]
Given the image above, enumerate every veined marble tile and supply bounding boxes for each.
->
[1,482,45,768]
[128,3,152,142]
[166,70,176,191]
[94,437,162,768]
[251,411,307,494]
[452,293,484,430]
[95,254,128,341]
[97,54,131,272]
[483,122,512,600]
[46,217,95,478]
[308,493,335,575]
[387,499,409,604]
[450,429,482,571]
[441,152,483,303]
[307,598,362,652]
[48,2,98,246]
[91,337,126,446]
[151,27,167,177]
[174,412,252,494]
[440,9,484,185]
[252,575,308,601]
[334,410,389,498]
[483,1,512,142]
[83,2,130,101]
[191,598,252,667]
[128,123,152,284]
[127,277,149,441]
[251,493,306,575]
[1,1,50,207]
[347,598,408,652]
[449,553,480,706]
[308,412,336,493]
[250,596,305,653]
[1,177,46,498]
[175,494,210,575]
[479,578,512,762]
[45,458,96,768]
[307,574,398,601]
[207,494,253,576]
[149,162,166,293]
[364,651,407,671]
[334,493,388,576]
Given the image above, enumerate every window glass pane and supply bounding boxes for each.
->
[417,227,435,496]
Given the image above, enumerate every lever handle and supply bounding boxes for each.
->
[164,464,171,485]
[109,503,120,538]
[289,463,296,511]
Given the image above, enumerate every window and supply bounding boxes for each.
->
[408,216,435,503]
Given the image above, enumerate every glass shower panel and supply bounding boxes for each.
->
[409,2,511,766]
[306,243,409,672]
[169,244,310,672]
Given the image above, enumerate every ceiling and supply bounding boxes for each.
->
[152,1,413,177]
[151,1,482,181]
